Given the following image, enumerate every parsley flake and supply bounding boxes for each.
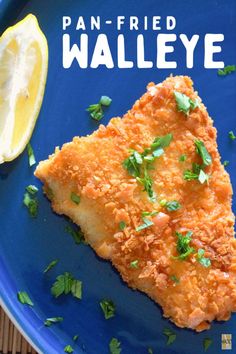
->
[223,160,229,167]
[179,154,187,162]
[109,338,121,354]
[26,185,38,195]
[218,65,236,76]
[70,192,80,205]
[64,345,74,353]
[173,231,195,260]
[44,317,63,327]
[100,299,115,320]
[170,275,180,284]
[23,191,38,217]
[203,338,212,351]
[65,224,85,245]
[136,217,154,232]
[130,260,139,268]
[148,349,153,354]
[73,334,79,342]
[86,96,112,121]
[165,201,181,212]
[17,291,34,306]
[119,221,126,230]
[163,328,176,345]
[27,143,36,166]
[43,259,59,274]
[123,134,173,202]
[194,140,212,166]
[51,272,82,300]
[174,91,199,116]
[197,249,211,268]
[229,130,236,141]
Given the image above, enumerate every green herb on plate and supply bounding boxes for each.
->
[170,275,180,284]
[27,143,36,166]
[86,96,112,121]
[174,91,199,116]
[26,185,38,195]
[44,317,63,327]
[51,272,82,300]
[223,160,229,167]
[119,221,126,230]
[64,345,74,353]
[203,338,213,351]
[109,337,121,354]
[196,249,211,268]
[165,201,181,212]
[163,328,177,345]
[136,217,154,232]
[229,130,236,141]
[218,65,236,76]
[23,190,38,217]
[73,334,79,342]
[70,192,80,205]
[123,134,173,202]
[17,291,34,306]
[43,259,59,274]
[130,260,139,269]
[100,299,115,320]
[179,154,187,162]
[173,231,195,260]
[65,224,85,245]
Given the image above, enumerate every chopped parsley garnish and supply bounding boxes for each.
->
[43,259,59,274]
[73,334,79,342]
[184,166,209,184]
[218,65,236,76]
[229,130,236,140]
[179,154,187,162]
[86,96,112,121]
[196,249,211,268]
[223,160,229,167]
[165,201,181,212]
[141,211,158,217]
[184,140,211,184]
[100,299,115,320]
[203,338,212,351]
[136,217,154,232]
[159,199,167,206]
[64,345,74,353]
[109,338,121,354]
[148,349,153,354]
[17,291,34,306]
[119,221,126,230]
[65,224,85,245]
[170,275,180,284]
[27,143,36,166]
[23,189,38,217]
[123,134,173,201]
[163,328,177,345]
[26,185,38,195]
[173,231,195,260]
[51,272,82,300]
[194,140,212,166]
[70,192,81,205]
[44,317,63,327]
[130,260,139,268]
[174,91,199,116]
[71,280,83,299]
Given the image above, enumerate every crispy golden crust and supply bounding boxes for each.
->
[35,76,236,331]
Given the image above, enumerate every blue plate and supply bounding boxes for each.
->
[0,0,236,353]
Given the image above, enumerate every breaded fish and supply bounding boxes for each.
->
[35,76,236,331]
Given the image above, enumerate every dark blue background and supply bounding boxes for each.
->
[0,0,236,353]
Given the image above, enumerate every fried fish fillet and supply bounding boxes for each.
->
[35,76,236,331]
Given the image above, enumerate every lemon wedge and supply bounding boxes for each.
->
[0,14,48,163]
